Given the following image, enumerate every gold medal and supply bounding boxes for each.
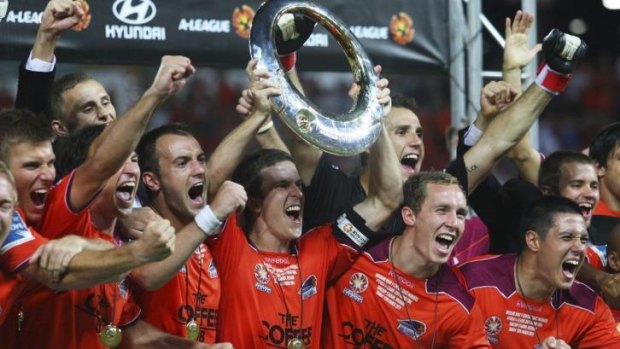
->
[99,324,122,348]
[287,337,304,349]
[186,319,199,341]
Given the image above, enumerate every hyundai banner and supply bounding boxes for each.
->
[0,0,451,73]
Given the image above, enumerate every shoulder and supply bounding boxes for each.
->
[459,254,517,297]
[431,266,476,313]
[558,281,600,314]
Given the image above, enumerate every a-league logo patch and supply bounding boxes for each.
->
[397,319,426,340]
[254,263,272,294]
[349,273,369,293]
[299,275,318,300]
[342,272,369,303]
[484,316,503,345]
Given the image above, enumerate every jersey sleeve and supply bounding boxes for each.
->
[300,209,373,281]
[205,214,248,278]
[447,302,492,349]
[37,171,95,239]
[0,211,47,273]
[573,298,620,348]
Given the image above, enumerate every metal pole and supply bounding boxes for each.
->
[466,0,482,122]
[449,0,467,135]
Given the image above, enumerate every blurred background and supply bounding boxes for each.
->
[0,0,618,174]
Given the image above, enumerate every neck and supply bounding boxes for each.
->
[515,254,557,301]
[90,208,117,235]
[360,168,370,194]
[391,234,440,279]
[151,196,187,230]
[248,220,291,254]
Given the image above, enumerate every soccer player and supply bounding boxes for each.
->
[460,196,620,348]
[130,79,279,343]
[589,122,620,245]
[323,171,491,348]
[195,105,401,347]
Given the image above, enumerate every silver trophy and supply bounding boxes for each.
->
[249,0,383,156]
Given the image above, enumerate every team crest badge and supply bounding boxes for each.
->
[389,11,415,45]
[484,316,503,345]
[208,259,218,279]
[254,263,272,294]
[343,272,368,303]
[118,279,129,298]
[397,319,426,340]
[231,5,255,39]
[299,275,318,300]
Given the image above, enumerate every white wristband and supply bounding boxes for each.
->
[463,124,483,146]
[257,119,274,135]
[194,205,222,236]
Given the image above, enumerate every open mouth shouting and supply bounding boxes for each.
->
[577,202,593,222]
[561,257,581,281]
[435,233,456,255]
[188,181,205,207]
[400,153,420,176]
[284,204,301,224]
[116,181,136,208]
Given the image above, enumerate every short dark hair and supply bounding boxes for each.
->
[402,171,463,214]
[53,124,106,181]
[136,123,196,203]
[0,108,54,163]
[589,122,620,168]
[539,150,594,194]
[391,94,418,113]
[49,72,96,130]
[232,149,295,228]
[520,196,583,250]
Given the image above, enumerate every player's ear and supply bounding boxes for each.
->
[401,206,416,226]
[51,119,68,137]
[540,185,553,195]
[608,251,620,273]
[524,230,541,252]
[142,172,160,192]
[247,197,261,216]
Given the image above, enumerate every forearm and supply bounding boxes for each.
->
[31,29,59,62]
[131,223,205,291]
[355,127,402,231]
[506,134,541,185]
[256,124,290,154]
[207,111,270,198]
[56,243,151,290]
[88,90,159,177]
[121,319,204,349]
[502,68,522,93]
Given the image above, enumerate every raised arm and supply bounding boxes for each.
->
[463,28,587,193]
[352,83,402,231]
[70,56,195,211]
[131,181,247,291]
[16,0,84,113]
[207,70,282,197]
[502,10,543,185]
[22,218,175,291]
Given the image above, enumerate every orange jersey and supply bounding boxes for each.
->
[0,211,46,326]
[207,212,369,348]
[324,237,491,349]
[9,234,141,349]
[460,254,620,348]
[36,171,96,237]
[131,243,220,343]
[8,172,141,349]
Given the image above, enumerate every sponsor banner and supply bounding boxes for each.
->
[0,0,450,73]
